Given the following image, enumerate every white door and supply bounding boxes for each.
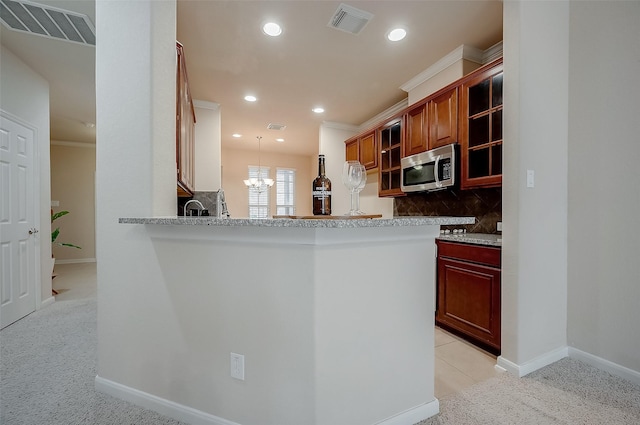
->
[0,113,38,329]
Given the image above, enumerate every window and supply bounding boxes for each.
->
[276,168,296,215]
[247,166,270,218]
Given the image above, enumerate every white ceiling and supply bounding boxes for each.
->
[1,0,503,156]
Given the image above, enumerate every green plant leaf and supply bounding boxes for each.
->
[52,227,60,243]
[51,210,70,222]
[58,242,81,249]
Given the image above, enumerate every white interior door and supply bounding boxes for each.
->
[1,113,38,329]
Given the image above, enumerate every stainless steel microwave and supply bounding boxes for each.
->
[401,144,457,193]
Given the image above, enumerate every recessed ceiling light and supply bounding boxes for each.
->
[276,138,285,143]
[244,95,257,102]
[312,107,325,114]
[262,22,282,37]
[232,133,242,138]
[387,28,407,42]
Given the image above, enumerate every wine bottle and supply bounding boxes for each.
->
[312,154,332,215]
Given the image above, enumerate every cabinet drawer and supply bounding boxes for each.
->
[436,240,500,267]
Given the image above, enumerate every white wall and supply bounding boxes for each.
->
[193,100,221,191]
[500,0,569,372]
[408,59,482,106]
[50,142,96,262]
[566,1,640,373]
[95,0,178,395]
[0,45,52,305]
[319,122,394,218]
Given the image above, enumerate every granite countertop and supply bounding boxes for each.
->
[437,232,502,247]
[119,216,475,229]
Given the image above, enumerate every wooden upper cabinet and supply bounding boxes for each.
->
[404,102,428,156]
[176,42,196,197]
[429,87,458,149]
[459,59,503,189]
[344,131,377,170]
[404,86,458,156]
[359,131,377,169]
[345,138,359,162]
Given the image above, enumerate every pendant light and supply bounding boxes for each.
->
[243,136,274,192]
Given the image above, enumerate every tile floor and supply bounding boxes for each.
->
[52,262,501,399]
[434,326,502,398]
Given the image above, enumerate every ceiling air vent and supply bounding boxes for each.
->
[328,3,373,35]
[267,123,286,131]
[0,0,95,46]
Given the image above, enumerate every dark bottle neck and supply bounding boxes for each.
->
[318,156,326,177]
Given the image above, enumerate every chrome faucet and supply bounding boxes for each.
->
[184,199,205,216]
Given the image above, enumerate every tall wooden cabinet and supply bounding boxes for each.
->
[459,59,503,189]
[176,42,196,197]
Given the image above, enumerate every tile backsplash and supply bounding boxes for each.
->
[394,188,502,234]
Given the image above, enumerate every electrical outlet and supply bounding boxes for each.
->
[51,200,60,207]
[230,353,245,380]
[497,222,502,232]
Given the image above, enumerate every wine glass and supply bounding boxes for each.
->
[353,164,367,215]
[342,161,364,215]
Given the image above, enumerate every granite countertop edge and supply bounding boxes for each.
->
[119,216,475,229]
[437,233,502,247]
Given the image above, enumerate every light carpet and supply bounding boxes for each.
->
[2,289,639,424]
[0,298,187,425]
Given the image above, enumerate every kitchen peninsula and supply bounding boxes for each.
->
[117,216,473,425]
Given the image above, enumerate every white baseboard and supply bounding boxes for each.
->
[375,399,440,425]
[40,296,55,309]
[55,258,96,265]
[497,346,569,377]
[568,347,640,386]
[96,375,440,425]
[94,375,241,425]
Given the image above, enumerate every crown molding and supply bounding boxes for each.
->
[322,121,360,132]
[483,41,504,63]
[359,98,408,131]
[400,43,504,93]
[193,100,220,110]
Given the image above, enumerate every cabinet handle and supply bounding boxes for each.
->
[434,155,443,188]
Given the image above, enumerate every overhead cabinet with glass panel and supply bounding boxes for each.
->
[343,57,503,197]
[459,59,503,189]
[378,117,403,197]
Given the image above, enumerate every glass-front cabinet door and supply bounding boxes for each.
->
[460,59,503,189]
[378,117,403,197]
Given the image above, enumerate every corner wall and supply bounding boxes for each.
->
[500,0,569,372]
[566,1,640,374]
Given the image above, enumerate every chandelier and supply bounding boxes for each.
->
[243,136,274,192]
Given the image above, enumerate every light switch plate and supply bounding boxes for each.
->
[526,170,535,188]
[230,353,245,380]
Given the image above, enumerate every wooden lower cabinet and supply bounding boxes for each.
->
[436,240,501,354]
